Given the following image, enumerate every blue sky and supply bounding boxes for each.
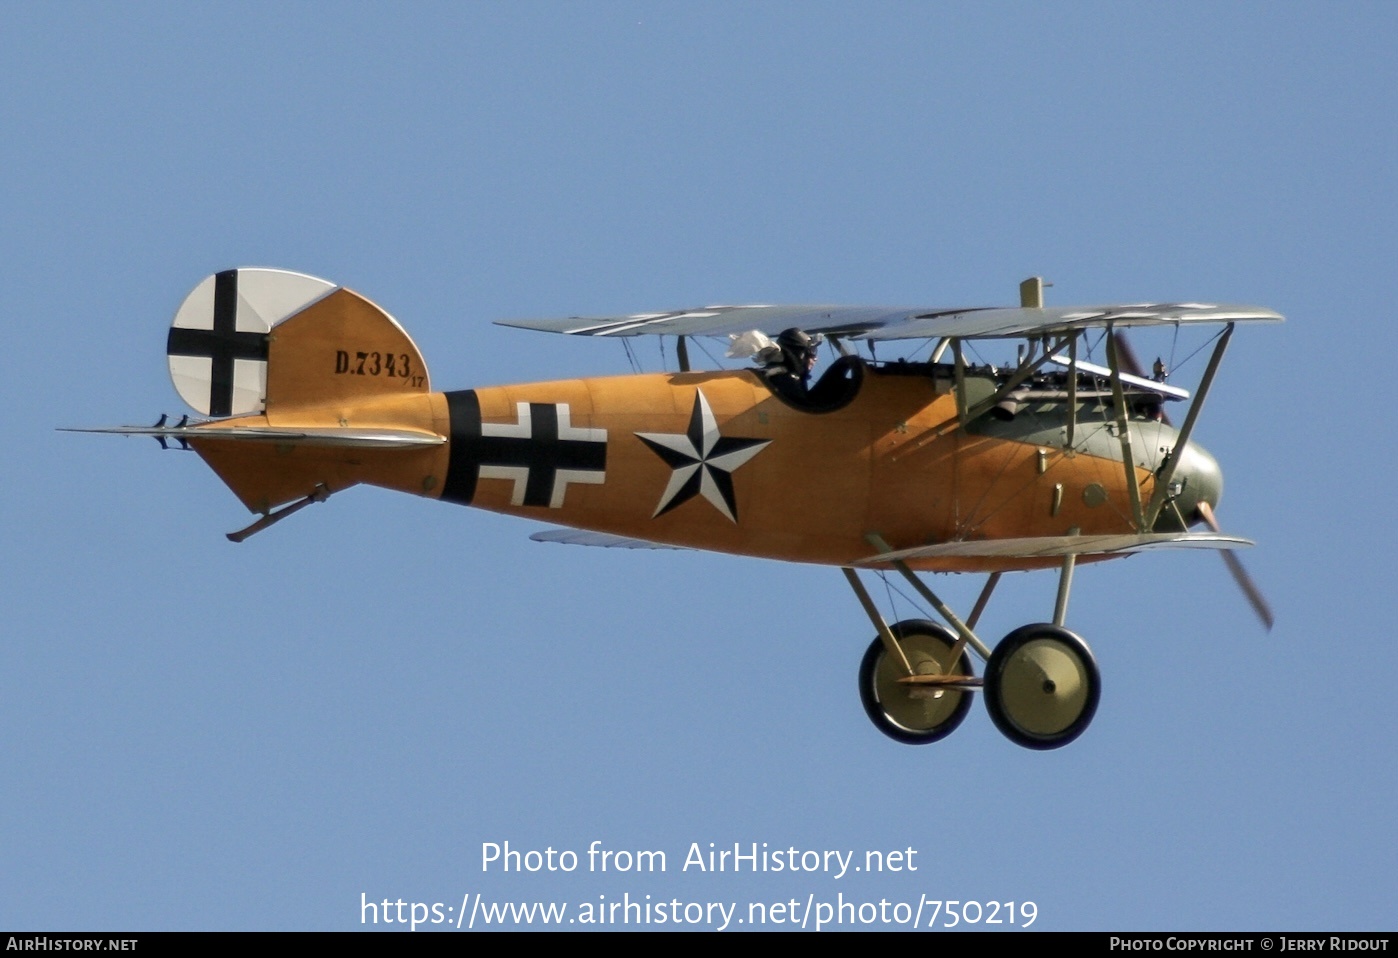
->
[4,2,1395,931]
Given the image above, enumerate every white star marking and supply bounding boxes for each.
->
[635,390,770,522]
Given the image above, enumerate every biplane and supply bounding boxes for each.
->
[73,269,1281,749]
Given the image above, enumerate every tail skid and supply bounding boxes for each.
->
[226,483,330,542]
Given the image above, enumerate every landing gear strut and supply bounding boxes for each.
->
[842,559,1101,750]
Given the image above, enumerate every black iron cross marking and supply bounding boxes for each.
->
[166,270,269,417]
[442,391,607,508]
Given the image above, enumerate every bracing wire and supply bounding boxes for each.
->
[621,338,642,373]
[693,336,726,369]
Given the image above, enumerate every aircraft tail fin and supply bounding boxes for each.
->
[166,268,431,420]
[157,269,444,522]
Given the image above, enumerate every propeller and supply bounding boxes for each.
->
[1110,328,1273,630]
[1196,501,1275,631]
[1112,332,1280,632]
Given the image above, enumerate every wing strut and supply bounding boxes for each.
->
[1065,333,1078,451]
[1144,323,1234,528]
[953,340,969,429]
[1106,324,1146,530]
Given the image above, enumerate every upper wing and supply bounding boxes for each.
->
[497,305,912,339]
[498,303,1283,342]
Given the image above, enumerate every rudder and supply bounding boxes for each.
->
[166,267,431,421]
[163,268,443,521]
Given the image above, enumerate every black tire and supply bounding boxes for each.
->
[984,624,1100,750]
[858,619,974,745]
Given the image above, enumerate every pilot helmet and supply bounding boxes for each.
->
[776,327,822,370]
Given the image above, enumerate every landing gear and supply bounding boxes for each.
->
[983,624,1100,750]
[858,620,975,745]
[842,560,1102,750]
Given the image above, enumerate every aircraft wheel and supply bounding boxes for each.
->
[984,624,1100,750]
[859,619,974,745]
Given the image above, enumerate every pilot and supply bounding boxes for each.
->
[762,327,823,401]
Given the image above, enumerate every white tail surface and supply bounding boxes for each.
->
[166,268,337,416]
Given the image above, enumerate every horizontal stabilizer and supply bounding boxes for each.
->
[530,528,688,550]
[858,532,1254,565]
[63,423,444,448]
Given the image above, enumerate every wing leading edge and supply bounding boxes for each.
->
[855,532,1254,565]
[498,302,1283,343]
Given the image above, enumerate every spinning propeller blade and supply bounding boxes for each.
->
[1196,501,1274,631]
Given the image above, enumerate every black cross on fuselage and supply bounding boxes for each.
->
[166,270,269,417]
[442,391,607,508]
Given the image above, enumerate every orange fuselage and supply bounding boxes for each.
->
[191,365,1162,573]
